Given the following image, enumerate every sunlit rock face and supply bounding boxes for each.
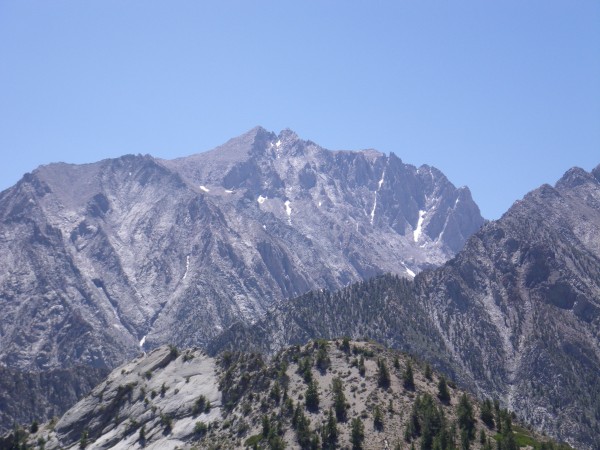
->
[0,126,482,373]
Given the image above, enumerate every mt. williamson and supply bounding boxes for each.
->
[0,127,482,375]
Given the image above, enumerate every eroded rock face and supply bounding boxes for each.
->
[415,165,600,448]
[0,127,482,372]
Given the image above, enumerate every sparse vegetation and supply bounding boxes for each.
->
[13,339,576,450]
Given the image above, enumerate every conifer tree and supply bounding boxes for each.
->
[358,355,366,377]
[321,409,338,450]
[331,377,348,422]
[351,417,365,450]
[341,336,351,354]
[305,380,319,412]
[374,404,384,431]
[424,363,432,381]
[480,399,495,428]
[437,376,450,404]
[377,358,391,389]
[457,394,475,441]
[403,360,415,390]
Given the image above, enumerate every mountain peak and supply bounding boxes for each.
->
[277,127,299,142]
[555,166,597,190]
[592,163,600,183]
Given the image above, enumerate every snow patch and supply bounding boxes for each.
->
[262,224,266,230]
[139,335,146,348]
[275,140,281,148]
[370,193,377,225]
[284,200,292,224]
[413,210,425,242]
[225,189,234,194]
[257,195,267,204]
[199,185,210,193]
[378,170,386,190]
[182,255,190,280]
[318,201,322,207]
[406,267,416,278]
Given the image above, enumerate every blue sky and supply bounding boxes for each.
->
[1,1,598,219]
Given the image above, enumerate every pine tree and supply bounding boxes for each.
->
[373,404,384,431]
[341,336,351,354]
[331,377,348,422]
[293,406,312,449]
[79,430,88,449]
[377,358,391,389]
[425,363,432,381]
[406,396,421,439]
[460,428,470,450]
[316,344,330,373]
[457,394,475,441]
[262,414,270,437]
[321,409,338,450]
[305,380,319,412]
[351,417,365,450]
[403,360,415,390]
[270,380,281,405]
[437,376,450,404]
[480,399,495,428]
[358,355,366,377]
[299,357,313,383]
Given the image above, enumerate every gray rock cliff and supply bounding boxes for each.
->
[0,127,483,429]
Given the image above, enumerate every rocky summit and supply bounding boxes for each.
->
[0,127,483,430]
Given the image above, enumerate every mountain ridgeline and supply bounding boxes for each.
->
[0,127,483,431]
[209,165,600,449]
[0,127,482,371]
[1,126,598,448]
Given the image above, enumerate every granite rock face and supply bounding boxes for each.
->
[0,127,483,429]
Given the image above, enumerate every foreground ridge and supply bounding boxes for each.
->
[3,340,571,450]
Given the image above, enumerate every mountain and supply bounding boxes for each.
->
[0,127,483,372]
[208,165,600,449]
[0,127,483,429]
[4,341,569,450]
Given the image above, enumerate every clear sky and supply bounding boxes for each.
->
[1,1,598,219]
